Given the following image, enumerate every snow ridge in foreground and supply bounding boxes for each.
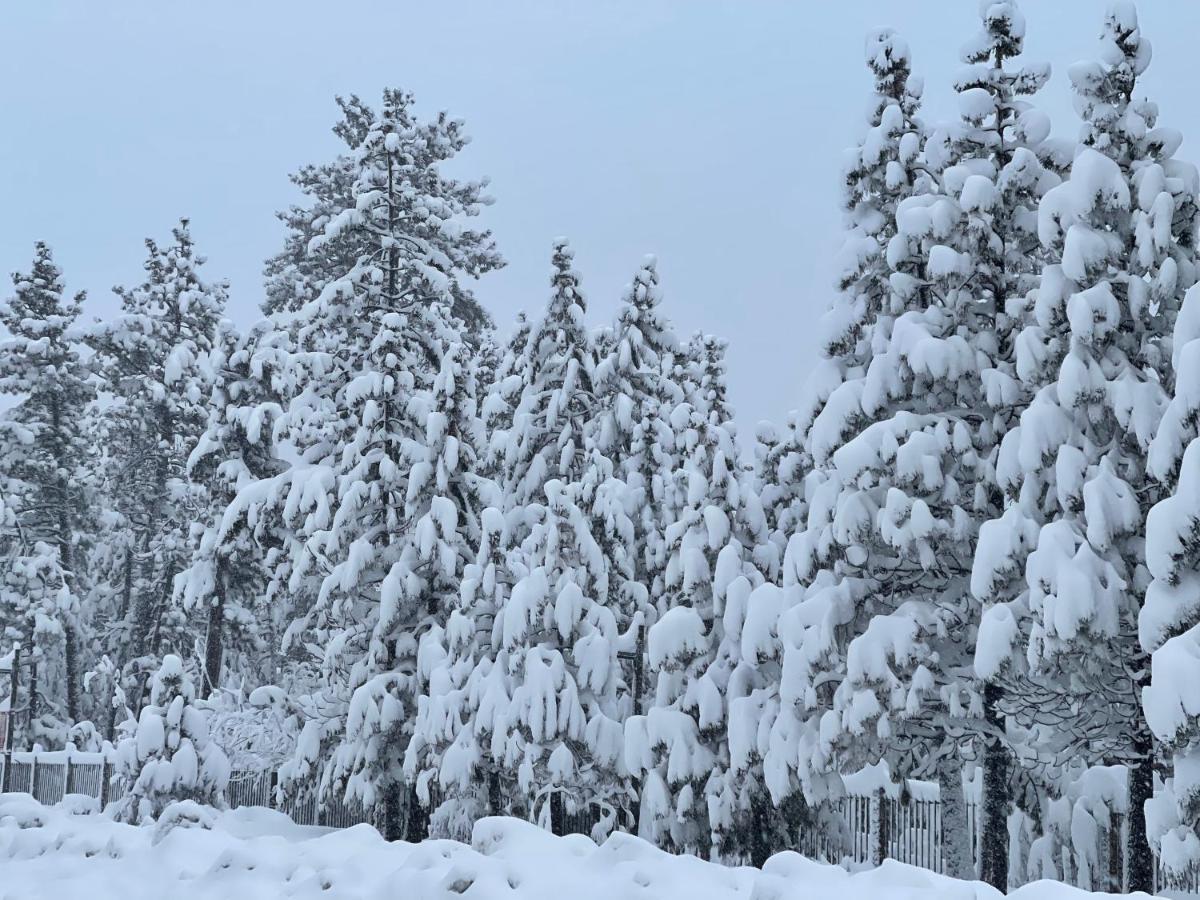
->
[0,794,1150,900]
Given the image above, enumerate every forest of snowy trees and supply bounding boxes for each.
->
[8,0,1200,893]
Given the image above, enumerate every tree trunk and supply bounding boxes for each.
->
[980,682,1011,891]
[55,491,80,724]
[487,767,503,817]
[549,790,566,836]
[26,656,39,744]
[382,783,403,841]
[1127,728,1155,893]
[940,765,972,879]
[63,625,80,725]
[404,782,429,843]
[750,790,774,869]
[202,571,226,698]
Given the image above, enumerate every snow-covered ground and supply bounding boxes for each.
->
[0,793,1154,900]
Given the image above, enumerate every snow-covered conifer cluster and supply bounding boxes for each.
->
[4,5,1200,892]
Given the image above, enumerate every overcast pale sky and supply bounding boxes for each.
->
[3,1,1199,431]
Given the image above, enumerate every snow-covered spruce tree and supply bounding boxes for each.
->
[112,654,230,824]
[625,398,760,858]
[975,6,1197,890]
[0,243,97,726]
[176,320,290,696]
[1143,282,1200,879]
[86,220,227,708]
[264,94,492,336]
[249,88,501,839]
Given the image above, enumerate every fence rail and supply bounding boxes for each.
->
[3,754,1196,893]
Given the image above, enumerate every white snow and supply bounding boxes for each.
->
[0,796,1158,900]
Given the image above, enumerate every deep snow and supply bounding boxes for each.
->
[0,793,1160,900]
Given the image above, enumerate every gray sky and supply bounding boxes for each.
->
[3,1,1199,432]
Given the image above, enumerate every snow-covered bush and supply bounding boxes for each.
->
[111,655,230,824]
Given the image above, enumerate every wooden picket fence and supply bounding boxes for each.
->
[0,753,115,807]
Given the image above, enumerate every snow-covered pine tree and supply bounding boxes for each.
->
[112,653,230,824]
[679,332,734,430]
[87,220,227,711]
[403,505,513,836]
[753,416,807,579]
[263,94,493,336]
[974,5,1197,889]
[502,239,596,521]
[373,338,496,836]
[458,243,634,833]
[778,23,1004,873]
[0,243,96,727]
[625,393,760,858]
[176,320,290,696]
[918,0,1059,884]
[248,88,501,839]
[790,27,926,479]
[790,9,1055,875]
[497,477,625,834]
[592,256,686,686]
[0,487,76,746]
[481,311,531,472]
[1142,281,1200,879]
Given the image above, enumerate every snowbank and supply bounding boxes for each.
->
[0,794,1156,900]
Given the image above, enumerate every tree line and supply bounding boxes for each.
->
[4,1,1200,892]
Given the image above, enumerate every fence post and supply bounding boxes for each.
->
[64,753,73,796]
[868,789,884,866]
[99,760,111,809]
[28,754,36,802]
[1,644,19,794]
[878,788,889,865]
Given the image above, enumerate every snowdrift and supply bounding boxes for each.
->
[0,793,1155,900]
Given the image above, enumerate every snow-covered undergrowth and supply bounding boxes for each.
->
[0,794,1148,900]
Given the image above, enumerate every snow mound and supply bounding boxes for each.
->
[0,795,1160,900]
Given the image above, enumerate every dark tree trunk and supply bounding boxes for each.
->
[487,767,503,817]
[980,682,1010,891]
[750,791,774,869]
[202,571,226,698]
[549,790,566,836]
[63,626,80,724]
[55,490,80,724]
[26,656,38,741]
[630,623,646,834]
[1127,727,1155,893]
[382,783,403,841]
[404,782,429,843]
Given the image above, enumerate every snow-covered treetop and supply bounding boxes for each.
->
[1069,2,1157,163]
